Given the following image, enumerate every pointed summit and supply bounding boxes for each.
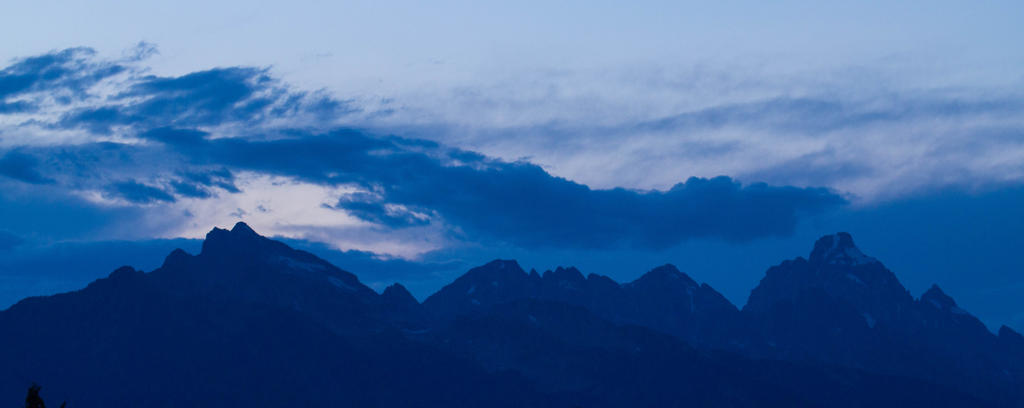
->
[380,282,428,329]
[382,283,419,307]
[481,259,522,271]
[809,232,877,266]
[999,325,1023,341]
[160,247,194,269]
[631,264,698,288]
[461,259,527,282]
[745,232,913,325]
[204,222,261,242]
[542,266,586,286]
[921,284,957,310]
[422,259,534,318]
[231,221,258,236]
[811,232,856,254]
[200,222,275,257]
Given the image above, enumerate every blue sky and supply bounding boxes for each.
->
[1,1,1023,330]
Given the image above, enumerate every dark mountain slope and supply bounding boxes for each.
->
[0,224,1016,406]
[744,233,1024,406]
[423,260,742,347]
[423,232,1024,405]
[148,222,393,334]
[431,298,988,407]
[0,225,561,407]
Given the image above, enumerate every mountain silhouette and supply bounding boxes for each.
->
[423,261,742,347]
[0,223,1017,406]
[744,233,1024,405]
[0,224,555,407]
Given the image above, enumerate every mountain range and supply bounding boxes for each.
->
[1,223,1021,406]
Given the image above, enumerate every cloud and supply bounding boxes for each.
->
[74,67,273,130]
[169,180,212,199]
[136,129,849,249]
[1,45,1022,330]
[628,95,1024,135]
[180,168,239,193]
[334,192,432,229]
[104,181,176,204]
[0,100,33,114]
[0,46,846,254]
[6,45,1024,208]
[138,126,209,145]
[0,150,55,184]
[8,129,844,250]
[323,154,845,248]
[0,47,124,105]
[355,67,1024,203]
[54,67,358,134]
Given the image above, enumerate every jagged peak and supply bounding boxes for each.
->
[205,222,261,241]
[632,264,697,287]
[921,284,957,309]
[382,282,418,305]
[201,222,273,256]
[384,282,411,294]
[999,325,1023,340]
[812,232,856,253]
[480,259,522,271]
[555,266,581,274]
[586,273,619,286]
[543,266,585,283]
[460,259,526,282]
[161,248,193,268]
[810,232,877,266]
[745,233,916,315]
[231,221,258,236]
[651,264,683,274]
[423,259,531,309]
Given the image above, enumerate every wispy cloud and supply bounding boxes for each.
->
[359,67,1024,203]
[0,47,846,256]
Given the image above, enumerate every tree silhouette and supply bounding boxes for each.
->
[24,384,65,408]
[24,384,45,408]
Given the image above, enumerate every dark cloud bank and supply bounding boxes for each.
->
[0,46,847,251]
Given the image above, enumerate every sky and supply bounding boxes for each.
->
[1,1,1023,330]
